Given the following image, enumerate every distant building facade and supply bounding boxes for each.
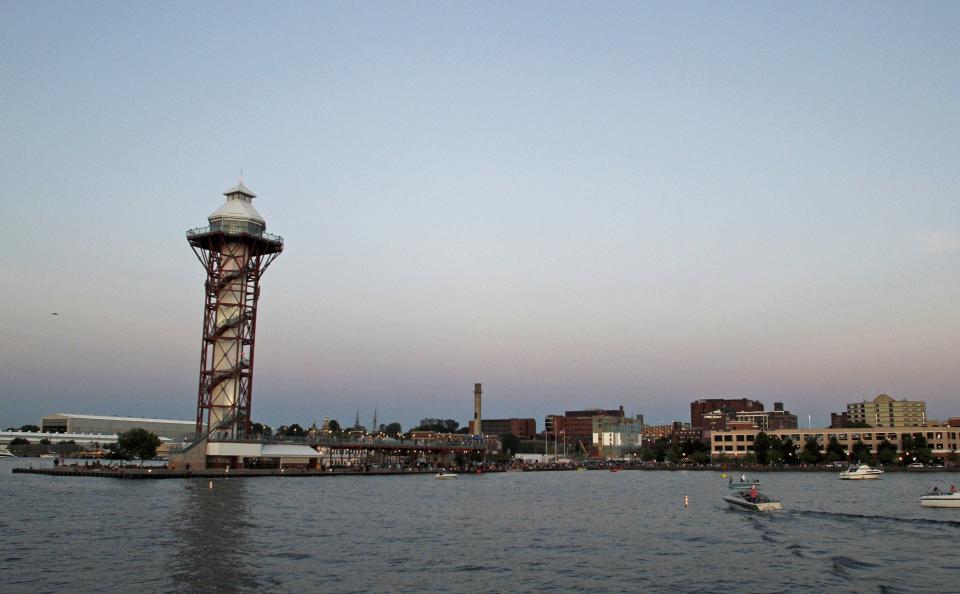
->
[41,413,196,440]
[592,415,644,458]
[642,424,674,442]
[690,398,764,429]
[830,412,849,428]
[733,403,798,431]
[847,394,926,427]
[469,418,536,440]
[711,426,958,459]
[543,407,636,457]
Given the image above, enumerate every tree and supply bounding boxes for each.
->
[877,439,898,465]
[753,432,771,465]
[117,428,160,460]
[911,434,933,464]
[39,438,51,445]
[680,439,707,456]
[19,424,40,432]
[250,422,272,437]
[382,422,402,437]
[281,424,305,437]
[10,437,29,446]
[638,447,656,462]
[800,437,823,464]
[690,450,710,465]
[825,437,846,462]
[327,419,341,433]
[500,433,521,455]
[412,418,461,433]
[780,437,799,465]
[852,440,871,462]
[767,436,784,464]
[666,446,681,464]
[652,437,671,462]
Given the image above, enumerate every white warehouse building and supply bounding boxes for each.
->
[41,413,196,440]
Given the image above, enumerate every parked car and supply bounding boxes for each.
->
[908,462,924,468]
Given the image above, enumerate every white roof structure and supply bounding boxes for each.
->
[206,442,319,459]
[47,413,194,426]
[261,444,322,458]
[209,182,265,227]
[222,182,256,198]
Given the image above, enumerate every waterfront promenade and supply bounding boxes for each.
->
[12,461,955,479]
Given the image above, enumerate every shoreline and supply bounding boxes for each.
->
[11,464,958,479]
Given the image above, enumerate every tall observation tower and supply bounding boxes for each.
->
[187,182,283,438]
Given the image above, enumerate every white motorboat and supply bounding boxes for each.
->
[728,479,763,490]
[0,448,14,458]
[838,464,884,480]
[920,490,960,508]
[435,473,458,480]
[723,490,783,512]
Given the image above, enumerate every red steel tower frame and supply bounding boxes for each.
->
[187,184,282,436]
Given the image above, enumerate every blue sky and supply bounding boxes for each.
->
[2,2,958,431]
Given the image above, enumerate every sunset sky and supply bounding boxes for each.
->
[2,2,958,431]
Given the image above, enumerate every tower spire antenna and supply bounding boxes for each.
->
[239,168,244,183]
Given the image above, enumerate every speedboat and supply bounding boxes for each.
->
[838,464,884,480]
[435,472,458,479]
[0,448,14,458]
[728,479,763,490]
[723,490,783,512]
[921,490,960,508]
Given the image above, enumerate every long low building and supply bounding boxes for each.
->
[0,430,124,446]
[41,413,196,440]
[711,426,960,458]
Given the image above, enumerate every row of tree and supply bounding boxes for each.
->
[249,418,459,439]
[544,431,945,466]
[4,424,40,432]
[751,431,936,465]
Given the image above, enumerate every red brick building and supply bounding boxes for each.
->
[690,398,764,429]
[468,418,537,439]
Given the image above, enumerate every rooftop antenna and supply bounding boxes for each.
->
[239,168,244,183]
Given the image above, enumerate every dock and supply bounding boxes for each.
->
[12,466,494,480]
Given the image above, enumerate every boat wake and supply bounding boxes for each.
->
[790,509,960,528]
[830,554,879,575]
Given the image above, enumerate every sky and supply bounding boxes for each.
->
[1,2,958,431]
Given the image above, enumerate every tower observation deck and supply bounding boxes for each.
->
[187,182,283,437]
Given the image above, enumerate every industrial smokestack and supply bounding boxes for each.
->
[474,383,482,436]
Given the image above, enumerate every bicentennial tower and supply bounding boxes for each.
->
[187,182,283,437]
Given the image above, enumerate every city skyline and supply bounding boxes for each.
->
[2,3,959,429]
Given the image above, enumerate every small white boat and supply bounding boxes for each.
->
[723,490,783,512]
[39,453,57,459]
[921,491,960,508]
[838,464,884,480]
[0,448,15,458]
[435,473,458,480]
[728,479,763,490]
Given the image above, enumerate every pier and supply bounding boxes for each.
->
[12,466,499,479]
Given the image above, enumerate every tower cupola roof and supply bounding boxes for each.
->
[208,181,265,229]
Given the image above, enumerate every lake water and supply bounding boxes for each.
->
[2,461,958,593]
